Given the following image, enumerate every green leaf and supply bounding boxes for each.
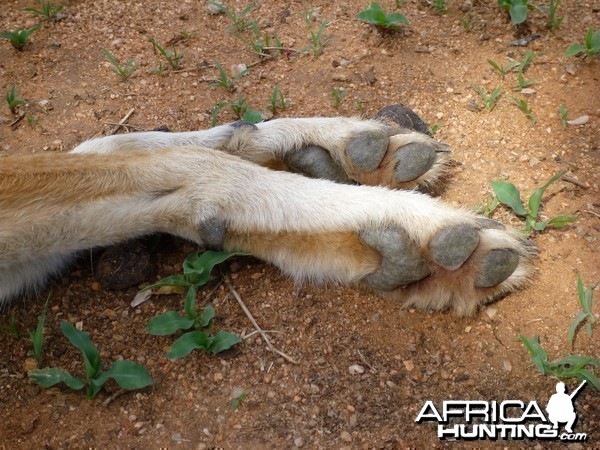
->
[491,181,527,216]
[183,286,198,320]
[552,354,599,368]
[145,310,195,335]
[565,44,586,57]
[547,215,577,228]
[357,8,386,25]
[568,311,589,344]
[242,109,262,124]
[385,12,408,26]
[97,360,154,390]
[231,392,247,411]
[166,331,211,359]
[183,250,244,286]
[29,368,86,390]
[199,304,216,328]
[528,172,565,218]
[575,369,599,390]
[531,221,548,231]
[590,30,600,52]
[60,321,101,379]
[509,1,528,24]
[208,330,241,354]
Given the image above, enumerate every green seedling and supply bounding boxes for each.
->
[231,391,247,411]
[568,275,597,345]
[565,28,600,60]
[302,20,330,57]
[491,171,577,235]
[29,296,49,365]
[6,85,26,114]
[0,26,41,50]
[516,50,540,73]
[102,48,136,80]
[472,85,503,111]
[144,251,243,359]
[0,313,21,337]
[30,321,153,398]
[244,27,284,57]
[209,1,255,33]
[210,61,248,92]
[559,103,568,128]
[513,71,536,91]
[509,96,535,125]
[267,84,289,114]
[429,0,450,14]
[146,35,184,70]
[520,335,599,390]
[356,2,408,30]
[497,0,533,25]
[331,86,348,109]
[487,59,519,78]
[23,0,63,20]
[427,122,442,135]
[541,0,563,31]
[211,100,227,128]
[474,195,500,218]
[228,95,262,123]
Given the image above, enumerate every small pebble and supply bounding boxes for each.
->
[348,364,365,375]
[294,437,304,447]
[340,431,352,442]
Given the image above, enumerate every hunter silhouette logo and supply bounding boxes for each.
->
[546,381,586,434]
[415,380,589,441]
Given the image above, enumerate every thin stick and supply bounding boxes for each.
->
[562,176,588,189]
[224,276,298,364]
[109,108,135,135]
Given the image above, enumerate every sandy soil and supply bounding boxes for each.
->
[0,0,598,448]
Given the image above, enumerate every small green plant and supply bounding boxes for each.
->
[429,0,450,14]
[559,103,568,128]
[513,71,536,91]
[208,1,255,33]
[491,172,577,235]
[228,95,262,123]
[0,313,21,337]
[568,275,597,345]
[211,100,228,128]
[497,0,533,25]
[302,20,330,57]
[510,96,536,125]
[23,0,63,20]
[543,0,563,31]
[267,85,289,114]
[29,297,49,365]
[427,123,442,135]
[244,28,284,57]
[29,321,153,398]
[520,335,599,389]
[0,26,41,50]
[6,85,26,114]
[356,2,408,30]
[144,251,243,359]
[474,195,500,218]
[516,50,540,73]
[487,59,519,78]
[210,61,248,92]
[331,86,348,108]
[472,85,503,111]
[102,48,136,80]
[231,391,247,411]
[146,35,184,70]
[565,28,600,60]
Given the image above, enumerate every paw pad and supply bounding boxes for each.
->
[285,146,350,183]
[198,218,226,249]
[394,142,437,183]
[428,225,480,270]
[359,227,431,291]
[475,249,520,288]
[347,129,389,171]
